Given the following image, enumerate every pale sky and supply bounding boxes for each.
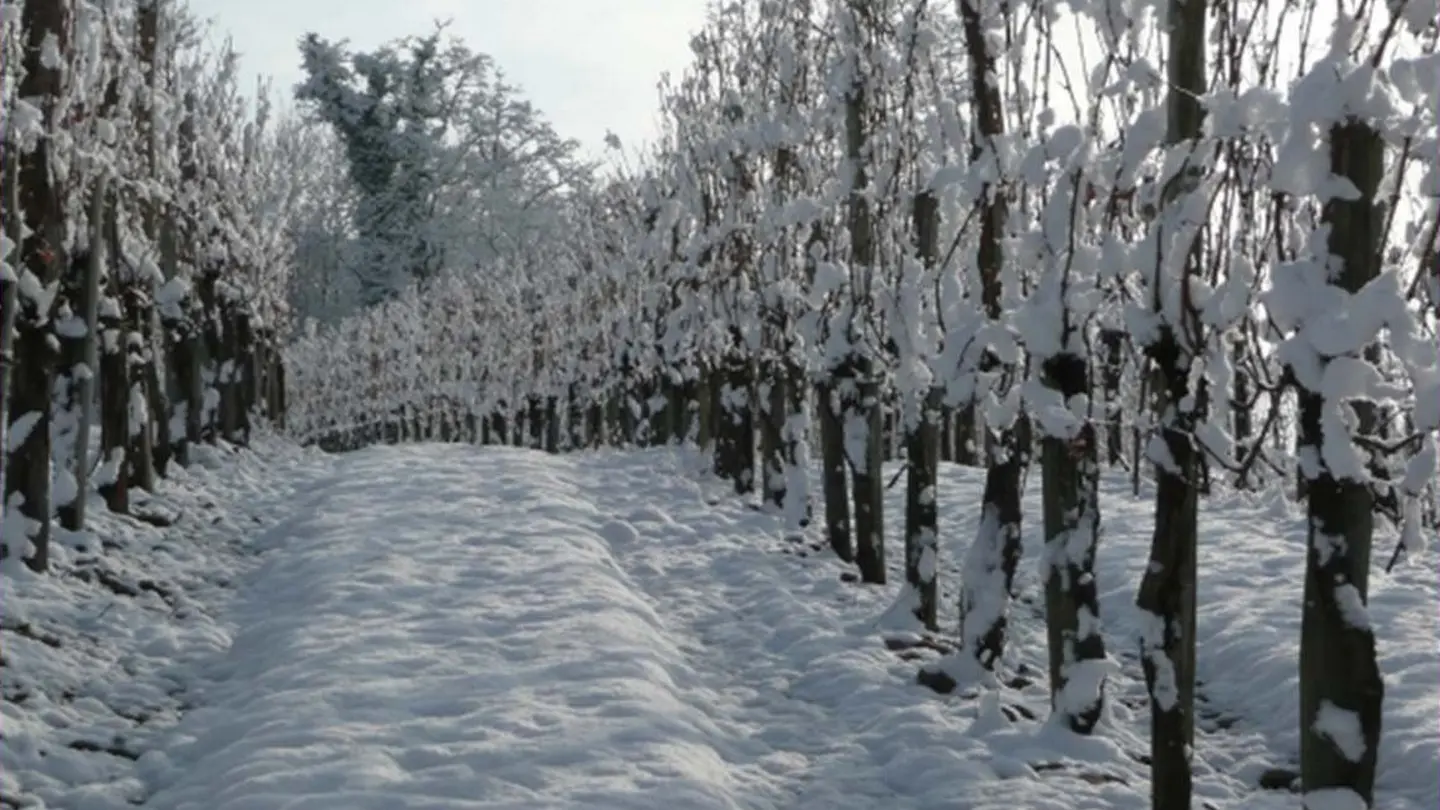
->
[185,0,709,162]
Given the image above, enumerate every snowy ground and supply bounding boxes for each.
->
[2,441,1436,809]
[0,437,335,810]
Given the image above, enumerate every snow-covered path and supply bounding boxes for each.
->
[119,443,1436,810]
[139,447,760,809]
[134,445,1027,810]
[142,445,976,810]
[13,442,1432,810]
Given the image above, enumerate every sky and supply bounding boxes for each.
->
[185,0,710,163]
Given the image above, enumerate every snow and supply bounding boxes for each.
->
[5,410,43,454]
[1332,583,1372,631]
[1399,497,1428,559]
[1313,701,1366,764]
[1,438,332,810]
[3,442,1437,810]
[1302,788,1369,810]
[1137,611,1180,711]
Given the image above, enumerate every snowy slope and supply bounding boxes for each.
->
[5,442,1436,809]
[0,438,334,810]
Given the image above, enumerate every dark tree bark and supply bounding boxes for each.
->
[958,416,1029,667]
[696,367,715,457]
[730,356,757,495]
[953,0,1028,669]
[1101,328,1126,467]
[272,358,286,429]
[544,395,560,453]
[0,146,18,497]
[646,376,667,446]
[490,402,507,447]
[954,404,979,466]
[528,394,545,449]
[166,88,205,465]
[1136,330,1199,802]
[586,398,603,448]
[1134,0,1205,799]
[125,288,158,491]
[606,390,624,446]
[1040,355,1106,735]
[56,235,103,532]
[760,358,789,510]
[903,191,942,629]
[3,0,70,571]
[1297,118,1385,809]
[851,370,885,584]
[566,383,584,450]
[196,270,221,442]
[715,346,756,495]
[938,408,953,463]
[98,234,131,515]
[667,376,687,446]
[226,306,252,446]
[781,362,812,532]
[135,0,172,475]
[147,314,172,474]
[818,379,854,563]
[903,389,941,628]
[843,0,883,584]
[164,294,202,467]
[678,379,699,446]
[1232,342,1252,467]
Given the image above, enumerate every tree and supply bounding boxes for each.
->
[3,0,70,572]
[1133,0,1207,797]
[902,188,941,630]
[950,0,1029,678]
[841,0,885,586]
[1288,56,1387,810]
[296,25,584,310]
[1,0,294,554]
